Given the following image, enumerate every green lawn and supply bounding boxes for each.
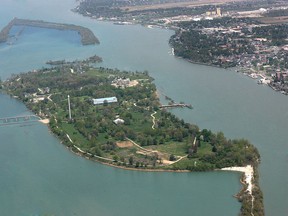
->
[197,141,213,157]
[61,122,89,147]
[85,69,111,78]
[168,157,196,169]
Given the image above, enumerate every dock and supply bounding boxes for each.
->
[0,115,41,126]
[159,103,192,109]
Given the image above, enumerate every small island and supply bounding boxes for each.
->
[0,18,99,45]
[2,63,263,216]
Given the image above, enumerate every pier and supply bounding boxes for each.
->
[0,18,99,45]
[0,115,41,126]
[159,103,192,109]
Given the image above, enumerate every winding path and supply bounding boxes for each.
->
[126,137,157,153]
[151,111,157,130]
[126,137,187,166]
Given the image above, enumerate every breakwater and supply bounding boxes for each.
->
[0,18,99,45]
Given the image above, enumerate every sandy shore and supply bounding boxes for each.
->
[39,118,50,124]
[221,165,254,194]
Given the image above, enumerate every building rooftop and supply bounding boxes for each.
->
[92,97,118,105]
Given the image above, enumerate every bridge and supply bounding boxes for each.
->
[0,115,41,126]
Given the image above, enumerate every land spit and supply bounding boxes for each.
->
[0,18,99,45]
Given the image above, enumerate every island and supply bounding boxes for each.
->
[0,18,99,45]
[1,61,264,216]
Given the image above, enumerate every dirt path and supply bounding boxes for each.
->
[126,137,157,153]
[167,155,187,165]
[151,111,157,130]
[126,137,187,166]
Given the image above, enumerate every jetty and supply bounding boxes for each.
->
[159,103,192,109]
[0,18,99,45]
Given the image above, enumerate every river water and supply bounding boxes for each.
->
[0,0,287,215]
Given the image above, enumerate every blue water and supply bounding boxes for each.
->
[1,0,288,215]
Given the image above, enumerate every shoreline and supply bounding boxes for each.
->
[0,18,99,45]
[44,116,261,215]
[39,118,50,124]
[67,141,255,176]
[221,165,254,195]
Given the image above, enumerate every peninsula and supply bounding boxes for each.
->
[2,62,263,216]
[0,18,99,45]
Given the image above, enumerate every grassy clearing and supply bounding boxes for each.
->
[197,141,212,157]
[61,122,89,146]
[147,142,187,156]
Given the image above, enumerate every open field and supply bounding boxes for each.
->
[116,140,134,148]
[121,0,247,12]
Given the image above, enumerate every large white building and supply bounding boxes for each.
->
[92,97,118,105]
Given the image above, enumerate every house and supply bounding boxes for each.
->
[111,78,130,87]
[37,87,50,95]
[113,118,125,125]
[92,96,118,105]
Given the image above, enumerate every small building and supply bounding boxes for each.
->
[216,8,222,16]
[92,96,118,105]
[37,87,50,95]
[113,118,125,125]
[111,77,132,88]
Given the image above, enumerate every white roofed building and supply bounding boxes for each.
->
[92,97,118,105]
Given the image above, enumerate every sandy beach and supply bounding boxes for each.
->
[39,118,50,124]
[221,165,254,194]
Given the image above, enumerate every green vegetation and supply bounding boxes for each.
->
[3,65,260,171]
[252,24,288,46]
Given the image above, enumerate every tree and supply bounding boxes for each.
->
[129,156,134,165]
[113,155,119,162]
[169,154,176,161]
[103,100,108,106]
[135,161,140,168]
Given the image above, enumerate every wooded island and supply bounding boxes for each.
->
[2,64,263,216]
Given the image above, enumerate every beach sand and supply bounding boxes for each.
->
[221,165,254,194]
[39,118,50,124]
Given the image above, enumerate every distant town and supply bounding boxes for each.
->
[75,0,288,95]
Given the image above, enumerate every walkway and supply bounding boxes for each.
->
[126,137,187,166]
[151,111,157,130]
